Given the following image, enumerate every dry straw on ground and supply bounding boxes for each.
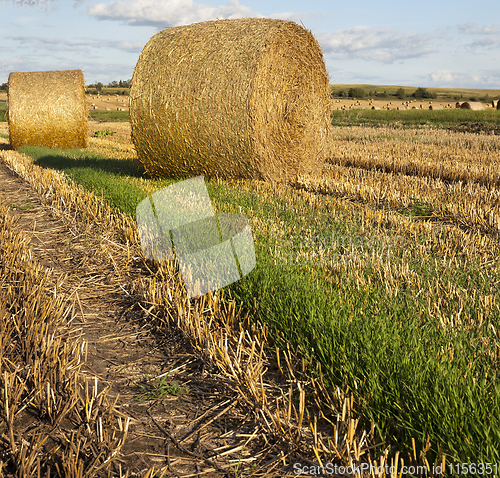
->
[130,18,332,182]
[8,69,87,150]
[460,101,483,110]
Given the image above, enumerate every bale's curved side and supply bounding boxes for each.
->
[8,70,87,150]
[130,18,331,182]
[460,101,483,110]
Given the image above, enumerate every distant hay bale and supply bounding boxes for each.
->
[8,69,87,150]
[455,102,464,108]
[429,104,444,110]
[492,100,498,108]
[130,18,332,182]
[397,106,407,110]
[460,101,483,110]
[497,101,500,110]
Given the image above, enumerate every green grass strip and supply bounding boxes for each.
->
[88,110,129,123]
[331,108,500,129]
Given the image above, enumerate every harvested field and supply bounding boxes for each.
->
[0,134,353,476]
[1,94,500,473]
[87,120,132,144]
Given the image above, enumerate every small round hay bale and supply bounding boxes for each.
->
[492,100,498,108]
[460,101,483,110]
[8,69,87,150]
[429,104,444,110]
[397,106,407,110]
[130,18,332,182]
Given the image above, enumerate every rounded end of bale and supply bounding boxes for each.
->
[249,21,331,182]
[8,69,88,150]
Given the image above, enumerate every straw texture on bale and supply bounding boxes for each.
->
[460,101,483,110]
[8,70,87,150]
[130,18,332,182]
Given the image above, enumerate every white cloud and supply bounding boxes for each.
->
[8,36,145,53]
[457,21,499,35]
[318,27,434,64]
[0,58,37,78]
[469,36,500,49]
[87,0,259,27]
[429,69,500,87]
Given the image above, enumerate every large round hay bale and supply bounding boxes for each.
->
[8,70,87,150]
[130,18,332,182]
[460,101,483,110]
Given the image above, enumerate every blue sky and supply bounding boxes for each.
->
[1,0,499,89]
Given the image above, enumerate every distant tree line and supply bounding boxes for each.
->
[0,83,7,91]
[332,86,437,100]
[86,79,132,94]
[85,79,132,95]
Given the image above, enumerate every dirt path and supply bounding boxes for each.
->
[0,144,284,476]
